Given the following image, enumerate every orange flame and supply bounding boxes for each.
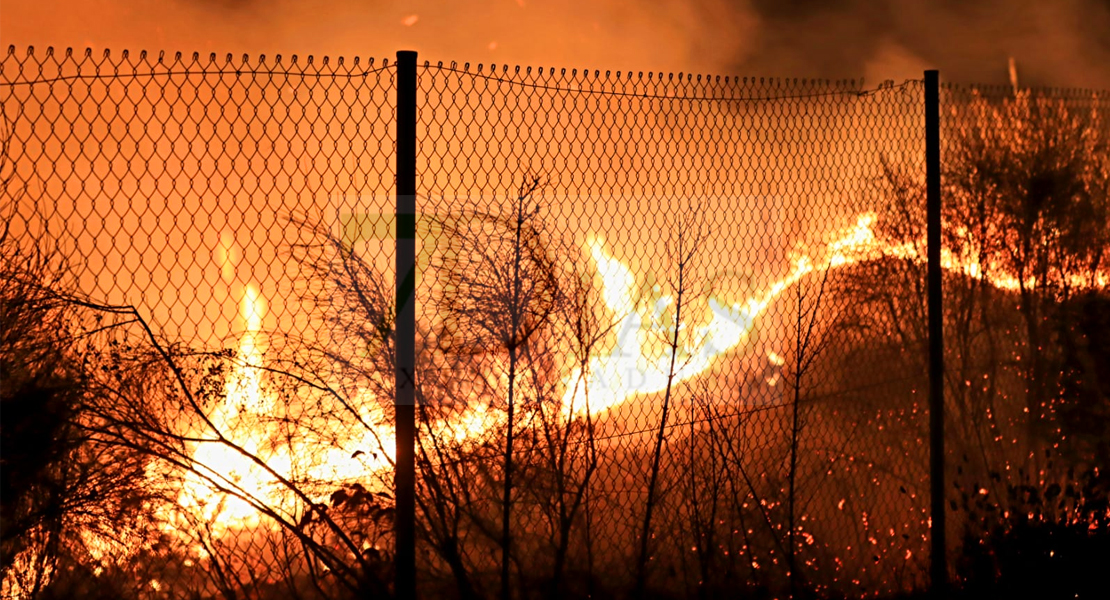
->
[172,212,1105,531]
[561,214,882,416]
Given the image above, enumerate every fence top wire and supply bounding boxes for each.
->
[0,45,928,104]
[0,45,393,86]
[5,45,1108,102]
[418,59,887,102]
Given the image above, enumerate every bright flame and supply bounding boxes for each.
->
[561,215,882,416]
[178,285,273,528]
[170,211,1105,534]
[176,285,399,531]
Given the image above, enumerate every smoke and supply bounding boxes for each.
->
[1,0,1109,87]
[0,0,753,75]
[732,0,1110,88]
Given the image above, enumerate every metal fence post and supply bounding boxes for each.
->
[395,49,418,600]
[924,69,947,598]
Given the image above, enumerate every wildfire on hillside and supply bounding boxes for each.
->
[172,208,1103,534]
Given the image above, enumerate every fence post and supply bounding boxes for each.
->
[395,49,418,600]
[924,69,947,598]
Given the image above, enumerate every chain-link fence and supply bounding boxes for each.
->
[2,46,1107,600]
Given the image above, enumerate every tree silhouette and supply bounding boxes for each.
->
[0,214,163,598]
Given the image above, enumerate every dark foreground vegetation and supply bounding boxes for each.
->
[2,90,1109,599]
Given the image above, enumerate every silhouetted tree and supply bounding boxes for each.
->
[0,215,162,598]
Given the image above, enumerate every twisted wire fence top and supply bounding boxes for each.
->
[2,46,396,346]
[3,44,1107,600]
[411,60,931,597]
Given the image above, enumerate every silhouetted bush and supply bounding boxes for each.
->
[1,225,162,597]
[955,464,1110,599]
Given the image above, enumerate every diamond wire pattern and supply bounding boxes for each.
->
[932,82,1110,593]
[2,46,398,599]
[413,62,932,598]
[3,45,1107,600]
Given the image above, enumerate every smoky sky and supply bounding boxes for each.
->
[1,0,1109,88]
[735,0,1110,88]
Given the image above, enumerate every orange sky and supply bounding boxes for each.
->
[0,0,754,76]
[3,1,1109,91]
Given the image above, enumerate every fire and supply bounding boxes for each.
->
[174,281,478,531]
[177,285,396,530]
[174,211,1105,532]
[561,214,884,416]
[178,285,275,528]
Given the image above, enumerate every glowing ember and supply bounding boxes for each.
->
[172,211,1105,532]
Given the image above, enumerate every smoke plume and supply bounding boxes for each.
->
[1,0,1108,87]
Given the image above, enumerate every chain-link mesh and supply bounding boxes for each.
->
[933,82,1110,597]
[411,64,927,599]
[2,46,1108,600]
[1,46,400,599]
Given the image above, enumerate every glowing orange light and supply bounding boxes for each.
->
[169,210,1104,533]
